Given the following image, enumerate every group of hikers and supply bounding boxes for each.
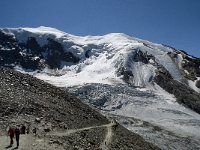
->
[7,124,35,148]
[6,120,118,148]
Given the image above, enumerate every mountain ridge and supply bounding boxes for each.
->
[1,27,199,93]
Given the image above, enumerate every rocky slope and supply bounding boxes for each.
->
[0,67,159,150]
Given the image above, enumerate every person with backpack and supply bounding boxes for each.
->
[21,125,26,134]
[8,127,15,146]
[15,126,20,148]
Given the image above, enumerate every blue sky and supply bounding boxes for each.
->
[0,0,199,57]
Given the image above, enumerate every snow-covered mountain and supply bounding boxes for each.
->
[1,26,200,149]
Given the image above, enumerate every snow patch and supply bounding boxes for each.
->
[176,54,184,69]
[188,78,200,93]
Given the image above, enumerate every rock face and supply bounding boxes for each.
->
[0,29,80,70]
[154,68,200,113]
[196,80,200,88]
[181,54,200,80]
[0,67,159,150]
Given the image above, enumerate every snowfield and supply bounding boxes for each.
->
[9,27,183,87]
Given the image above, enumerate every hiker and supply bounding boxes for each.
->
[33,127,37,135]
[112,123,118,131]
[26,126,30,134]
[8,127,15,146]
[21,125,26,134]
[111,119,118,131]
[15,126,20,148]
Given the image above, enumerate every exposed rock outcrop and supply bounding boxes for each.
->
[154,68,200,114]
[0,30,80,70]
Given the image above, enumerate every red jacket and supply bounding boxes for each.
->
[8,128,15,137]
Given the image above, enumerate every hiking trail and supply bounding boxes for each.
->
[0,134,33,150]
[0,122,115,150]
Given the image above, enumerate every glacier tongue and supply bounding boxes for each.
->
[68,83,200,150]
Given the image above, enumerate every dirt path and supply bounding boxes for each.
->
[0,134,33,150]
[0,122,116,150]
[99,123,113,150]
[49,123,113,137]
[49,122,115,150]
